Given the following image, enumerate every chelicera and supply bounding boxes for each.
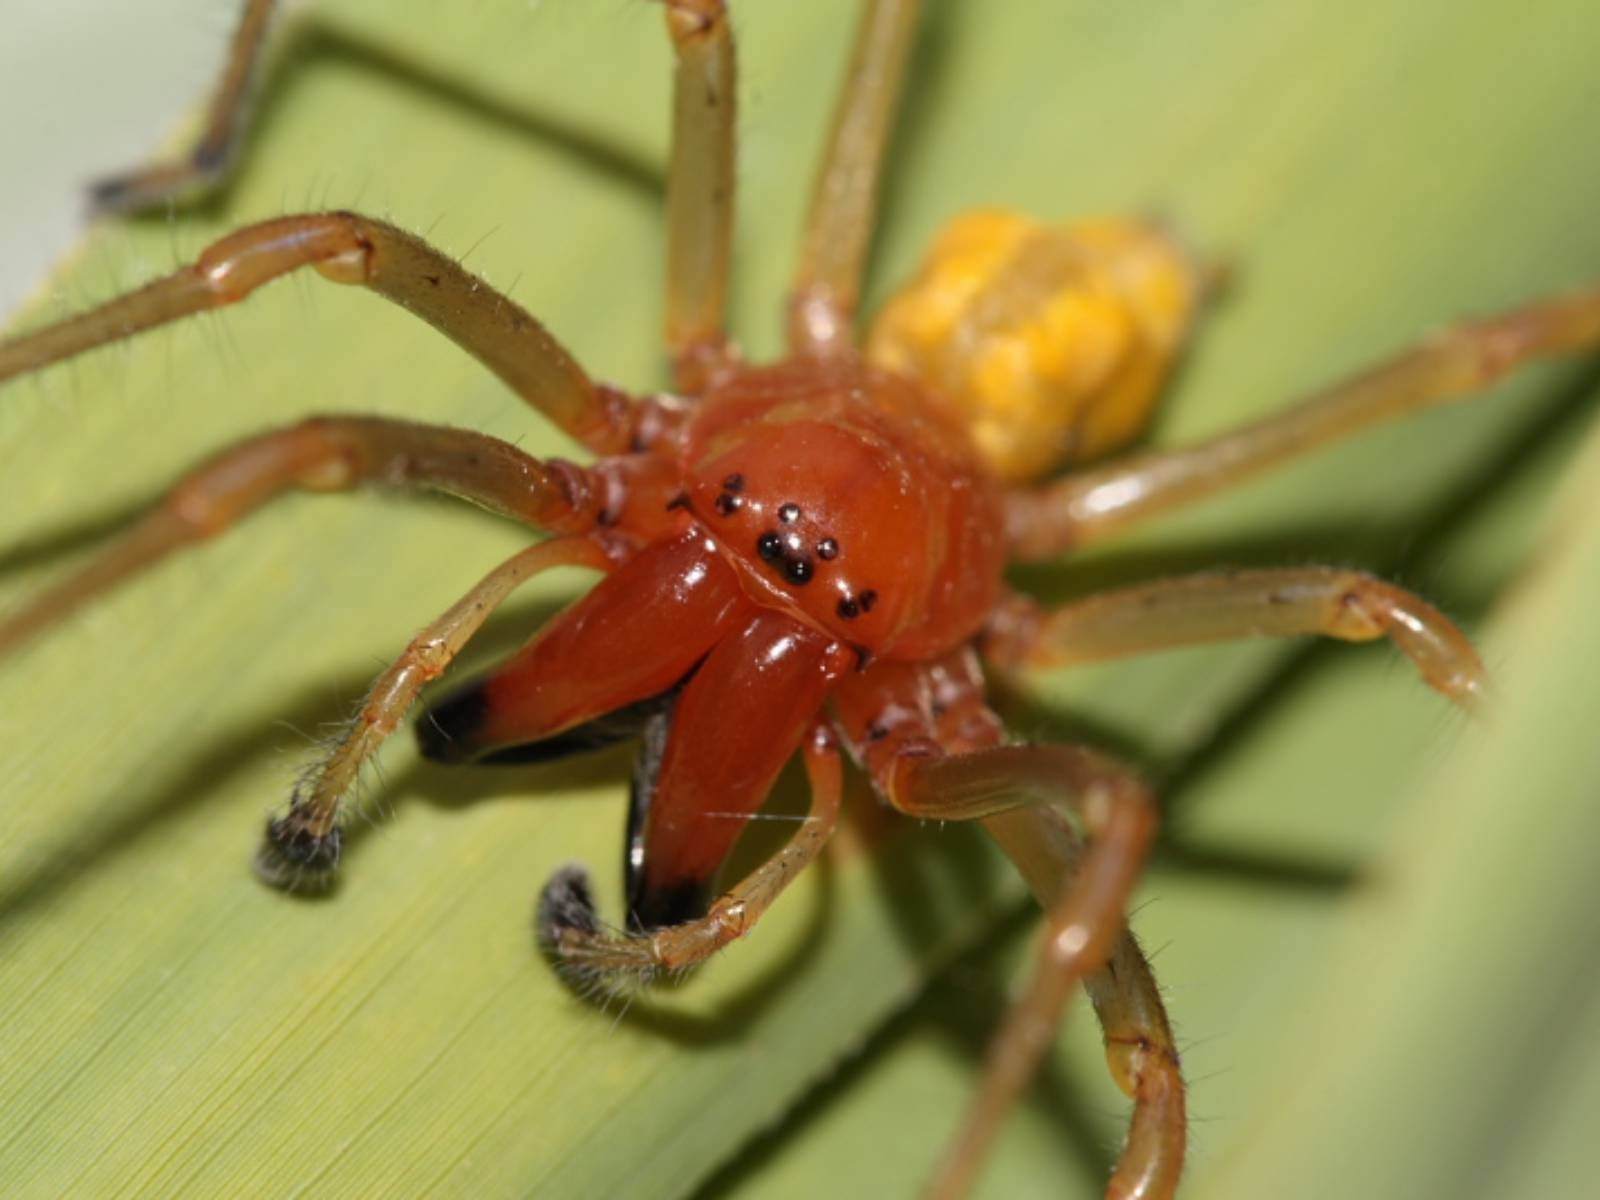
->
[4,2,1600,1197]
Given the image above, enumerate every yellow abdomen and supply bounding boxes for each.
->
[868,208,1200,483]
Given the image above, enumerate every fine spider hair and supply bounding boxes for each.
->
[536,864,672,998]
[3,4,1599,1200]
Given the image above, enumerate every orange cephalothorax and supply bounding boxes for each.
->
[679,357,1007,660]
[868,208,1201,483]
[6,4,1588,1198]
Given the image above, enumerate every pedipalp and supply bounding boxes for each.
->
[258,534,614,887]
[538,722,844,986]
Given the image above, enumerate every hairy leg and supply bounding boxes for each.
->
[0,211,648,453]
[984,567,1484,708]
[1078,931,1186,1200]
[537,723,843,985]
[86,0,737,389]
[888,744,1174,1200]
[258,535,612,887]
[789,0,924,357]
[832,652,1182,1200]
[0,415,605,656]
[1007,283,1600,557]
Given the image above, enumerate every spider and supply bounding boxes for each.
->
[3,2,1600,1198]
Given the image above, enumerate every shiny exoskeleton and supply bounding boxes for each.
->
[418,356,1008,928]
[4,3,1599,1198]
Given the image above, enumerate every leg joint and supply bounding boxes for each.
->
[663,0,727,44]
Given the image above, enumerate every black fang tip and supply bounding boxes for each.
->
[627,875,714,933]
[415,681,492,763]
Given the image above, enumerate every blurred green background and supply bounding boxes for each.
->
[3,2,1600,1198]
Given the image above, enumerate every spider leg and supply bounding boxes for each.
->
[0,211,647,454]
[789,0,924,357]
[831,651,1182,1200]
[89,0,279,213]
[0,415,605,657]
[661,1,736,388]
[1007,283,1600,557]
[1082,930,1184,1200]
[983,567,1485,709]
[889,744,1176,1200]
[537,722,843,985]
[89,0,739,377]
[257,535,611,888]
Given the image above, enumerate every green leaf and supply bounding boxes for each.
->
[3,3,1599,1199]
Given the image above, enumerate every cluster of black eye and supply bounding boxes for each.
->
[755,497,823,586]
[721,479,877,614]
[713,472,745,516]
[757,529,814,584]
[835,589,878,621]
